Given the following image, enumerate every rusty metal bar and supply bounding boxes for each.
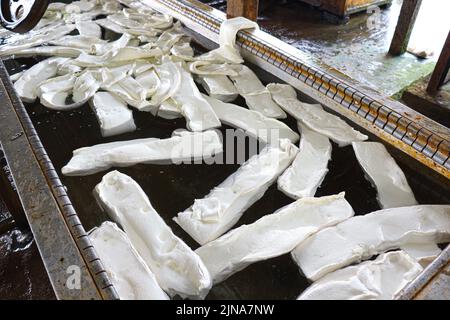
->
[0,0,447,300]
[149,0,450,179]
[0,61,118,300]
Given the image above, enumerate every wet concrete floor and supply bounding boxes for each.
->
[205,0,449,97]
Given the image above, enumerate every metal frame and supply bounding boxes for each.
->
[147,0,450,299]
[148,0,450,180]
[397,246,450,300]
[0,0,447,299]
[0,62,118,300]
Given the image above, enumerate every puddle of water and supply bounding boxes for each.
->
[0,227,55,299]
[0,228,34,252]
[255,0,447,96]
[0,150,53,299]
[0,149,12,223]
[0,196,11,222]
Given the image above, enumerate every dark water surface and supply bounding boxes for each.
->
[1,3,449,298]
[0,225,55,299]
[3,54,449,299]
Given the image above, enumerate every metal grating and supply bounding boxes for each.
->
[157,0,450,176]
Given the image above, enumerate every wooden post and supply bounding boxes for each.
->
[227,0,259,21]
[389,0,422,56]
[427,31,450,94]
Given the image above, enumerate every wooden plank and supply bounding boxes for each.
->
[299,0,391,17]
[227,0,259,21]
[427,31,450,94]
[389,0,422,56]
